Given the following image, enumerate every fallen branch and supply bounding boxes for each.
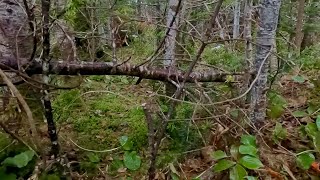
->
[0,68,40,151]
[0,120,39,157]
[0,58,244,83]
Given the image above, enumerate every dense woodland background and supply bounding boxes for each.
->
[0,0,320,179]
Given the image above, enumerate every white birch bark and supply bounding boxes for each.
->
[0,0,33,98]
[233,0,241,39]
[249,0,281,127]
[164,0,180,69]
[0,0,32,60]
[241,0,253,103]
[244,0,253,67]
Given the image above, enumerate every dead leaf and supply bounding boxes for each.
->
[169,163,180,176]
[311,162,320,174]
[265,167,283,180]
[117,167,127,173]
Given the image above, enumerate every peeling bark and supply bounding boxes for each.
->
[249,0,281,128]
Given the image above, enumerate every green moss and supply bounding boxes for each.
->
[53,89,82,122]
[53,82,148,150]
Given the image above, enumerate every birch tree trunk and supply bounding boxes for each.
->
[249,0,281,128]
[0,0,32,110]
[233,0,241,39]
[269,39,278,74]
[164,0,180,96]
[0,0,32,60]
[164,0,180,69]
[241,0,253,104]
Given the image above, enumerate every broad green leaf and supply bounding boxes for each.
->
[123,151,141,171]
[119,136,133,151]
[292,75,305,83]
[272,122,287,143]
[268,92,287,107]
[230,145,239,160]
[213,159,236,172]
[313,132,320,152]
[296,153,315,170]
[211,150,227,161]
[240,135,256,147]
[316,115,320,131]
[2,150,35,168]
[305,123,318,138]
[245,176,258,180]
[87,153,100,163]
[239,145,258,157]
[239,156,264,170]
[268,105,285,119]
[307,105,317,114]
[229,164,247,180]
[292,111,308,118]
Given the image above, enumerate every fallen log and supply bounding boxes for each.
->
[0,57,245,83]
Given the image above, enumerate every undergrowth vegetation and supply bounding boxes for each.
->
[1,0,320,179]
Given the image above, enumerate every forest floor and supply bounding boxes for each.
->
[45,69,320,179]
[0,66,319,179]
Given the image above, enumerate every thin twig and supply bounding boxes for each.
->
[66,137,120,153]
[0,119,39,157]
[0,68,39,151]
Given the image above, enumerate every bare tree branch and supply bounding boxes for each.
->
[0,58,243,83]
[0,68,39,151]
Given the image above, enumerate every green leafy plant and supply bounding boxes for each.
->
[272,122,287,143]
[301,115,320,152]
[267,91,287,119]
[294,115,320,170]
[296,152,315,170]
[80,152,100,175]
[0,150,35,179]
[211,135,263,179]
[110,136,141,172]
[123,151,141,171]
[2,150,34,168]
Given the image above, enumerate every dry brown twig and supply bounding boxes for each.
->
[0,119,39,157]
[0,68,40,151]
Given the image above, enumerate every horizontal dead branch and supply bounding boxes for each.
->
[0,58,245,83]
